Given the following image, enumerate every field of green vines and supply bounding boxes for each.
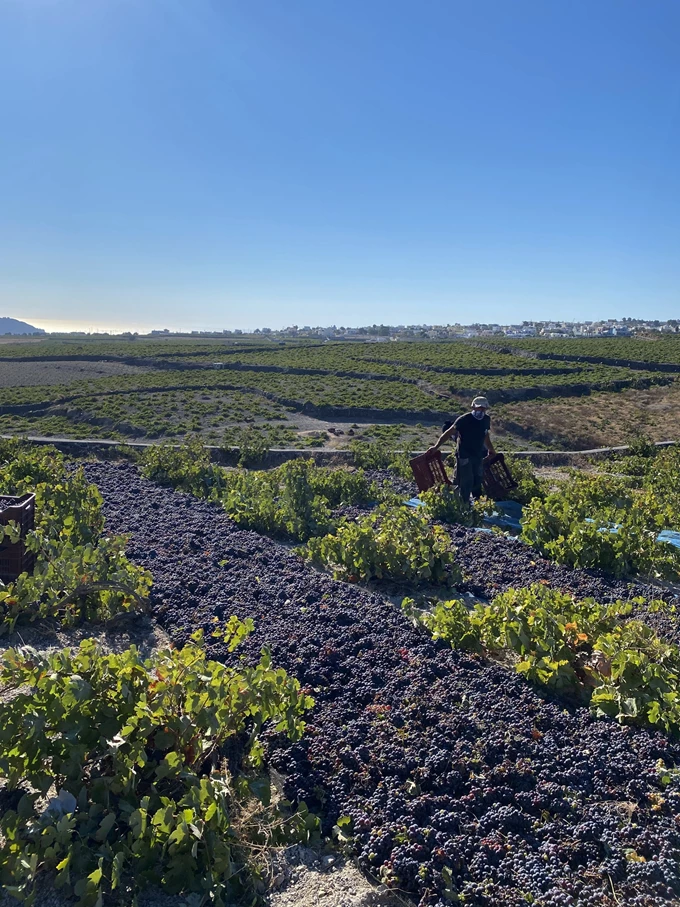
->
[0,334,679,450]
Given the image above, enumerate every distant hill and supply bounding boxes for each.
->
[0,317,45,335]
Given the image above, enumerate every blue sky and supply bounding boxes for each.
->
[1,0,679,332]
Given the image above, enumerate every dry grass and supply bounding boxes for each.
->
[495,381,680,450]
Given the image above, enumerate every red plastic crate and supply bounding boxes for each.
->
[409,450,453,493]
[0,493,36,583]
[482,453,518,500]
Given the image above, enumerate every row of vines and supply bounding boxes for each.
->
[0,442,316,904]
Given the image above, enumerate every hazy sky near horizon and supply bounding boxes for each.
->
[1,0,679,333]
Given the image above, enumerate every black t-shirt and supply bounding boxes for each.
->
[453,412,491,458]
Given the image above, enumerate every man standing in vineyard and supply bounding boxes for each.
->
[428,396,495,503]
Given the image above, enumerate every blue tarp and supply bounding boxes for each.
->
[483,500,523,532]
[406,494,680,549]
[583,519,680,550]
[658,530,680,550]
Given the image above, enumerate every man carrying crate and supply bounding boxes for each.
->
[428,396,496,503]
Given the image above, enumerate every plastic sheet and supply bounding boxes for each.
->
[405,496,680,549]
[657,530,680,550]
[482,500,523,532]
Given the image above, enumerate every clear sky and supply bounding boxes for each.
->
[1,0,679,332]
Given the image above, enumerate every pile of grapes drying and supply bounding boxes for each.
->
[86,461,680,907]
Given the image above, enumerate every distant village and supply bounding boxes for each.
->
[3,315,679,340]
[149,317,680,341]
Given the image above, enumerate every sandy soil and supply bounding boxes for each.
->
[0,337,44,345]
[0,360,150,388]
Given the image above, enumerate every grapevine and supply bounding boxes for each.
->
[299,503,460,585]
[412,583,680,735]
[0,442,151,633]
[0,618,314,905]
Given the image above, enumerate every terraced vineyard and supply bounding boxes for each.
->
[0,335,679,450]
[477,335,680,369]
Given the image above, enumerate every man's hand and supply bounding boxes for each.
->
[426,445,439,455]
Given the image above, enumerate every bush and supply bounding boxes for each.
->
[140,448,379,542]
[600,433,660,483]
[642,445,680,512]
[0,619,314,906]
[403,595,481,652]
[225,426,269,468]
[0,442,104,545]
[223,459,333,542]
[1,537,151,634]
[387,451,417,481]
[411,584,680,735]
[520,472,680,580]
[141,440,227,500]
[419,485,490,527]
[502,455,548,505]
[299,504,460,585]
[349,440,413,478]
[305,465,377,507]
[0,444,151,634]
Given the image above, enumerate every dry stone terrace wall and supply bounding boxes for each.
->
[81,459,680,907]
[473,340,680,373]
[1,338,679,451]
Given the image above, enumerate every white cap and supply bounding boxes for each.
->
[471,396,490,409]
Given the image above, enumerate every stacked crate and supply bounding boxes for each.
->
[0,493,36,583]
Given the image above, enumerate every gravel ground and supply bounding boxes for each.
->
[0,845,404,907]
[0,360,149,388]
[267,846,407,907]
[70,459,680,907]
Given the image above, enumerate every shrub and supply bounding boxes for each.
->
[0,442,104,545]
[223,459,333,541]
[227,426,269,468]
[411,584,680,735]
[502,455,547,505]
[299,504,460,585]
[0,619,314,906]
[403,595,481,652]
[0,445,150,634]
[419,485,490,527]
[140,448,379,542]
[1,536,151,634]
[141,440,227,500]
[387,451,417,481]
[520,472,680,580]
[306,465,377,507]
[642,445,680,512]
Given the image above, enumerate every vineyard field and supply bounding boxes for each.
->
[80,455,680,907]
[1,438,680,905]
[0,335,678,451]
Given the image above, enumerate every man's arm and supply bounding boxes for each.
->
[429,425,458,453]
[484,431,496,457]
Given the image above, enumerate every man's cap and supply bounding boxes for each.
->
[471,396,490,409]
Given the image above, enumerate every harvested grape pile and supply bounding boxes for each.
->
[445,526,680,647]
[85,461,680,907]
